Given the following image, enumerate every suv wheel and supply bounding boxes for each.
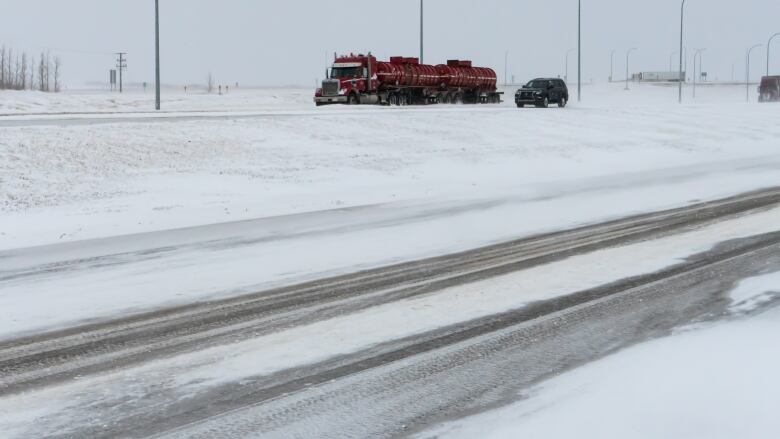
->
[516,103,524,108]
[558,97,567,108]
[537,97,549,108]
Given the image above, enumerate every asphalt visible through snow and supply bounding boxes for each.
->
[1,188,780,438]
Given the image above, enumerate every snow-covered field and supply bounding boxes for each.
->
[1,83,779,250]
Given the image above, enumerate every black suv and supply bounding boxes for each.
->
[515,78,569,108]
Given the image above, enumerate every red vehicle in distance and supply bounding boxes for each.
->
[315,52,502,106]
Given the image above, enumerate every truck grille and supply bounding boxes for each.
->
[322,80,340,97]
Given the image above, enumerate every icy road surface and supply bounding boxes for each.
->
[1,190,780,438]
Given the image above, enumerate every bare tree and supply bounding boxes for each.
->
[19,52,28,90]
[13,53,22,90]
[38,52,46,92]
[53,56,62,92]
[0,44,61,92]
[207,72,214,93]
[29,57,35,90]
[6,47,12,89]
[45,51,51,92]
[0,46,5,89]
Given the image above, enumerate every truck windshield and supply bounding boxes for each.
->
[331,67,362,78]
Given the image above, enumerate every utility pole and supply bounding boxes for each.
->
[155,0,161,110]
[578,0,581,102]
[746,44,763,102]
[504,51,509,87]
[115,52,127,93]
[678,0,686,103]
[420,0,424,64]
[625,48,637,91]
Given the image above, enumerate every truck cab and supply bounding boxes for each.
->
[315,54,378,106]
[759,76,780,102]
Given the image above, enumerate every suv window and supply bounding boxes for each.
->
[528,80,551,89]
[556,80,566,88]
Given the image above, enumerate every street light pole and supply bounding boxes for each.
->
[155,0,160,111]
[578,0,581,102]
[420,0,424,64]
[693,48,705,98]
[504,51,509,87]
[565,49,574,82]
[768,32,780,76]
[610,49,616,83]
[625,48,637,91]
[746,44,763,102]
[678,0,686,103]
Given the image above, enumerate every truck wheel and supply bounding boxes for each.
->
[347,93,359,105]
[558,97,567,108]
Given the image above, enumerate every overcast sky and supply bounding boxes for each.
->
[1,0,779,87]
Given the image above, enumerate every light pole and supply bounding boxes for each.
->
[577,0,581,102]
[625,48,637,91]
[610,49,616,82]
[678,0,686,103]
[768,32,780,76]
[693,48,705,98]
[746,44,763,102]
[420,0,424,64]
[565,49,574,82]
[155,0,160,111]
[504,51,509,87]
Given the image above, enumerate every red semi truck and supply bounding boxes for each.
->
[314,53,502,106]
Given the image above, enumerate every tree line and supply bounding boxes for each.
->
[0,45,62,92]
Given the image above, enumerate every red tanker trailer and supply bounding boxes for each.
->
[315,53,502,106]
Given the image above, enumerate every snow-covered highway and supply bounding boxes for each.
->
[2,188,780,437]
